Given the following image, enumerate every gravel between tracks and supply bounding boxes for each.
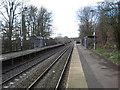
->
[32,46,72,88]
[59,50,72,88]
[2,46,66,88]
[14,46,69,88]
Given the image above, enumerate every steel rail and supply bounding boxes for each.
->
[3,53,48,74]
[55,46,73,90]
[26,46,69,90]
[2,46,67,86]
[3,46,65,74]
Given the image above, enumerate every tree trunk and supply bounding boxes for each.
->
[9,22,13,52]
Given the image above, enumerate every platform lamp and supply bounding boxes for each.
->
[20,0,23,51]
[90,9,96,50]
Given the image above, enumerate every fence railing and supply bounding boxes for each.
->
[2,40,34,54]
[1,39,57,54]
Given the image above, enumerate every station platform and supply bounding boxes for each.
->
[66,43,119,88]
[66,44,88,88]
[1,44,62,61]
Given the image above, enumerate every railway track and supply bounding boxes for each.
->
[26,44,73,89]
[2,45,68,88]
[2,45,65,74]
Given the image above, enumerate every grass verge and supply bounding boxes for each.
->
[94,48,120,65]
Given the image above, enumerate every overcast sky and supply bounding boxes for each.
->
[29,0,104,38]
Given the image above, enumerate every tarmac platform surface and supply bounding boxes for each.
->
[66,44,119,88]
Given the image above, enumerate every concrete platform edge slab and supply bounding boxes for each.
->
[66,44,88,88]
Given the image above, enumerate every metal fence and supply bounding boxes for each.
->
[2,40,33,54]
[2,39,57,54]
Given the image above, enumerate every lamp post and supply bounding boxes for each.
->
[93,26,96,50]
[20,0,23,51]
[90,10,96,50]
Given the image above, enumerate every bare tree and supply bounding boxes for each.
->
[0,0,54,53]
[37,7,53,45]
[97,3,110,46]
[0,0,21,51]
[27,5,38,36]
[77,6,93,40]
[97,1,120,50]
